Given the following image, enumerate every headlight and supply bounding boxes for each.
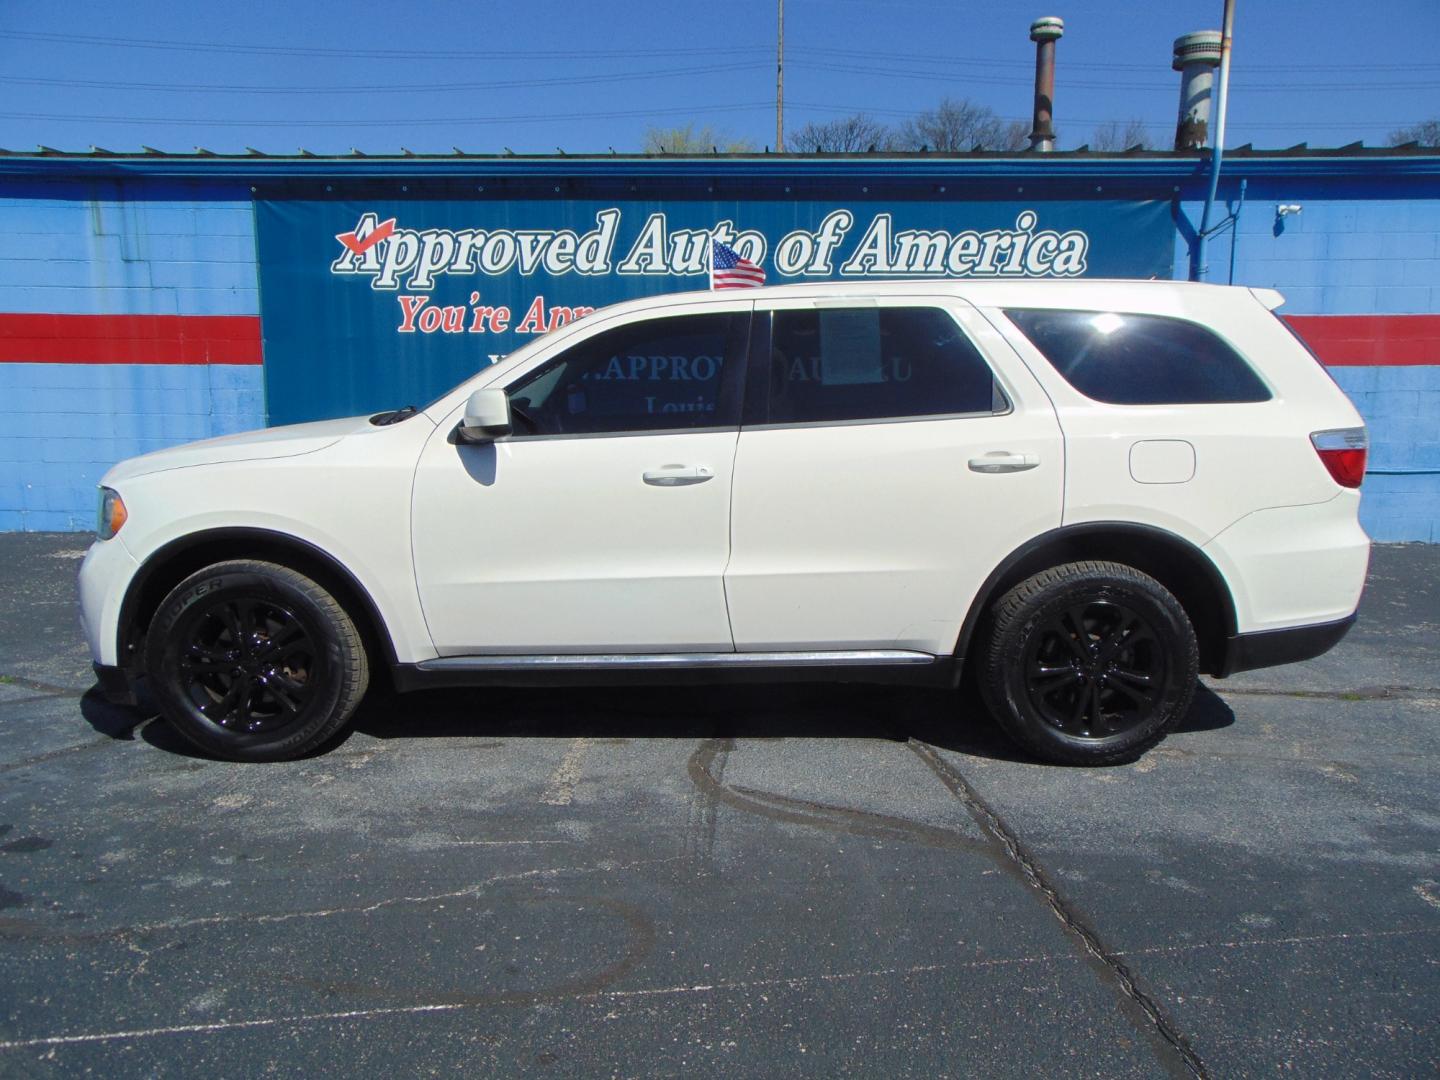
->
[97,487,128,540]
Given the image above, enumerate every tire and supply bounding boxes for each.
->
[977,561,1198,766]
[145,560,369,762]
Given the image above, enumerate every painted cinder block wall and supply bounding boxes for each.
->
[0,180,264,531]
[0,157,1436,541]
[1177,179,1440,542]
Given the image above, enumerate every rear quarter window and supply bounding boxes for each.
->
[1004,308,1272,405]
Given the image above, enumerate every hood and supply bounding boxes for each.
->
[102,416,372,484]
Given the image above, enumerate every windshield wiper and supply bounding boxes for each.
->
[370,405,419,426]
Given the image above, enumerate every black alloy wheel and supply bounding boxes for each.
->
[978,560,1199,766]
[177,596,322,733]
[147,560,369,761]
[1021,599,1165,739]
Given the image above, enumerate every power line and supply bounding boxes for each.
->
[792,60,1440,93]
[0,62,768,96]
[5,28,1438,79]
[0,102,775,128]
[2,100,1400,134]
[7,58,1430,99]
[789,101,1415,131]
[0,29,771,61]
[795,44,1440,74]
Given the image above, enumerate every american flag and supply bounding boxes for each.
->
[710,238,766,289]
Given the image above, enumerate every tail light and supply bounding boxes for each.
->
[1310,427,1367,489]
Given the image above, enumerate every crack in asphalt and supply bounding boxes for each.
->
[687,737,994,855]
[0,694,82,710]
[0,951,1087,1052]
[908,739,1210,1080]
[7,923,1436,1054]
[0,674,88,698]
[1209,684,1440,702]
[686,733,1207,1076]
[0,737,120,775]
[0,857,686,944]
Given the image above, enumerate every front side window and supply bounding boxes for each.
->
[1004,308,1272,405]
[764,306,1004,425]
[506,312,746,436]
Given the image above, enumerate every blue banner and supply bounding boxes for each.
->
[256,196,1174,425]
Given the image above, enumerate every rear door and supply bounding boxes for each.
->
[724,296,1063,654]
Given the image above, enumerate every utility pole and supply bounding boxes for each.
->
[1194,0,1236,280]
[776,0,785,151]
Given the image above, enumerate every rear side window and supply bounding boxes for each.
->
[764,306,1004,425]
[1004,309,1272,405]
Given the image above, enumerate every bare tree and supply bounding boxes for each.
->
[1387,119,1440,147]
[788,113,894,152]
[998,120,1032,151]
[1089,119,1153,150]
[641,124,755,153]
[893,97,1029,151]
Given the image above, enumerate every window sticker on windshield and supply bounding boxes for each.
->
[819,309,884,385]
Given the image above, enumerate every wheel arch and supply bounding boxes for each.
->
[955,523,1238,676]
[116,527,399,675]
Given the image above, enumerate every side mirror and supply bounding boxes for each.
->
[458,388,512,444]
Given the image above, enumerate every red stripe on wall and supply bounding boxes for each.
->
[0,313,261,365]
[1284,314,1440,367]
[0,311,1433,368]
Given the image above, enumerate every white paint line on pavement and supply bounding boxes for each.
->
[6,925,1440,1053]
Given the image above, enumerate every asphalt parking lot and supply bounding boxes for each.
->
[1,534,1437,1077]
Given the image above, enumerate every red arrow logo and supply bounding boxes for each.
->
[336,217,396,256]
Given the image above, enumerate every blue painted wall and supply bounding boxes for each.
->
[1174,186,1440,542]
[0,166,1436,540]
[0,182,264,531]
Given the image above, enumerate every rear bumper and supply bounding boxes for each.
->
[1216,614,1356,678]
[1202,491,1369,635]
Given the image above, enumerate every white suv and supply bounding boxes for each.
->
[79,280,1370,765]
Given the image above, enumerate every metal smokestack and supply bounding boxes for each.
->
[1173,31,1224,149]
[1028,16,1063,152]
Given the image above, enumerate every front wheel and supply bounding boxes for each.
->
[146,560,369,761]
[978,561,1198,765]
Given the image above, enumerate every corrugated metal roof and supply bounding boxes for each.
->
[1,142,1436,160]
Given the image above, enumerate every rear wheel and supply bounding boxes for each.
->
[978,560,1198,765]
[146,560,369,761]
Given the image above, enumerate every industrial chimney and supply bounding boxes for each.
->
[1173,31,1224,149]
[1028,16,1063,152]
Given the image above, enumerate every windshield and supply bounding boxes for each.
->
[419,356,507,414]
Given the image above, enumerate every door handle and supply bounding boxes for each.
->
[642,464,715,487]
[968,452,1040,474]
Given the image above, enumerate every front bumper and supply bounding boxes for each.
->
[78,538,140,667]
[1216,614,1357,678]
[92,662,138,705]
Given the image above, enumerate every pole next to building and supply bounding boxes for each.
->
[1028,17,1063,152]
[1194,0,1236,280]
[776,0,785,153]
[1173,31,1224,150]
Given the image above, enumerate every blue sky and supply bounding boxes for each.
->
[1,0,1434,155]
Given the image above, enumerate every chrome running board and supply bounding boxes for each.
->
[417,650,936,672]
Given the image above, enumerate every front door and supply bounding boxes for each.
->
[412,304,751,655]
[724,297,1064,655]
